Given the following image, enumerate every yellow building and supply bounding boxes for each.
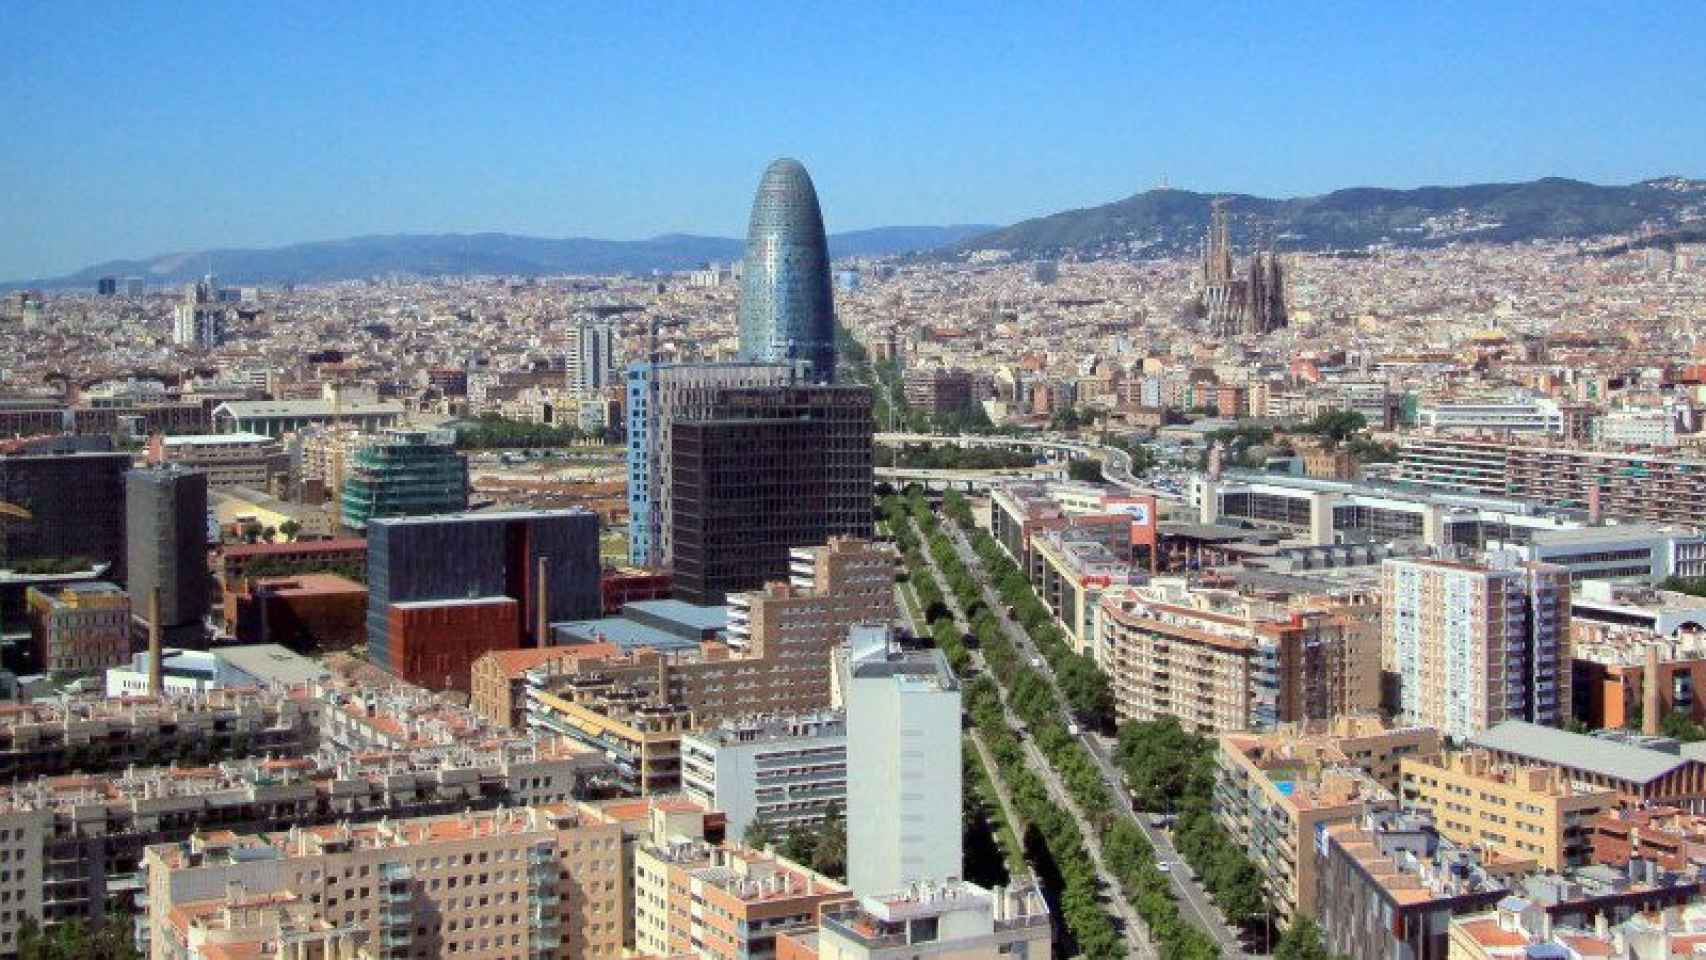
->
[1399,750,1618,872]
[1215,718,1441,924]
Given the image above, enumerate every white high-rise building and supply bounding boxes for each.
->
[835,624,961,898]
[566,317,616,393]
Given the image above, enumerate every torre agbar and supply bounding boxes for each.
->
[737,158,837,383]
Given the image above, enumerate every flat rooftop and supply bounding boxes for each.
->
[1472,721,1696,786]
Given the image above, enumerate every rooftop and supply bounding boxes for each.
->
[1472,721,1698,786]
[163,432,276,446]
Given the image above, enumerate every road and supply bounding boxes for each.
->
[908,522,1156,959]
[941,520,1252,958]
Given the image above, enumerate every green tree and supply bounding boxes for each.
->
[810,805,847,880]
[1068,459,1105,483]
[1274,915,1343,960]
[278,519,302,542]
[744,818,778,850]
[240,521,263,544]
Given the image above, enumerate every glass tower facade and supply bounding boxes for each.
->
[341,429,469,531]
[737,158,837,384]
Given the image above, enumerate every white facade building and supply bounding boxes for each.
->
[835,625,961,898]
[1416,397,1564,435]
[680,712,846,841]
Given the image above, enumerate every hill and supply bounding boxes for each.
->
[10,224,995,290]
[951,177,1706,260]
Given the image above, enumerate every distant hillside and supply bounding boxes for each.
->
[10,224,995,290]
[951,177,1706,260]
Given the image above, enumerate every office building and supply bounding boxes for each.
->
[143,805,626,960]
[367,510,600,681]
[158,432,288,490]
[669,383,874,604]
[1097,578,1381,734]
[1215,719,1424,924]
[211,398,405,437]
[836,625,961,898]
[568,316,617,392]
[1314,810,1510,960]
[25,581,130,674]
[1383,558,1571,741]
[1399,750,1617,872]
[1415,397,1565,435]
[626,361,801,568]
[0,448,130,577]
[1199,198,1286,338]
[339,428,469,531]
[680,712,846,841]
[95,276,116,296]
[172,280,227,349]
[809,880,1053,960]
[1490,525,1706,585]
[737,158,837,383]
[126,465,209,643]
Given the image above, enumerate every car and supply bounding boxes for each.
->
[1156,862,1172,873]
[1067,722,1081,736]
[1031,657,1044,669]
[1149,814,1171,829]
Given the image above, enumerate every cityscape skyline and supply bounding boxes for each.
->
[6,3,1705,279]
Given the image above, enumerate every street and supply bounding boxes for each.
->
[941,520,1252,959]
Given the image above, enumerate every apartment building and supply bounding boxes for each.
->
[835,626,961,899]
[806,880,1053,960]
[680,713,846,841]
[144,804,626,960]
[515,539,891,792]
[1399,750,1617,872]
[1314,810,1510,960]
[1028,529,1138,656]
[0,687,312,781]
[472,647,617,729]
[1096,578,1380,735]
[158,432,288,490]
[1399,435,1706,528]
[1589,806,1706,871]
[633,836,846,960]
[1215,719,1439,923]
[1415,397,1565,435]
[1382,558,1571,741]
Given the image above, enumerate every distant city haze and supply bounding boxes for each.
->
[4,3,1703,279]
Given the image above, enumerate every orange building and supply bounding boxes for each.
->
[230,572,368,651]
[386,596,520,692]
[471,643,623,728]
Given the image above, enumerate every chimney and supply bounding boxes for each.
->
[1644,644,1662,737]
[148,588,164,698]
[535,555,549,648]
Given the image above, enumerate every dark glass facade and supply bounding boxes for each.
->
[125,466,210,639]
[0,451,130,578]
[737,158,837,383]
[366,510,601,668]
[669,385,874,604]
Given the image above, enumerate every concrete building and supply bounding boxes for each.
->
[158,432,287,490]
[1589,806,1706,871]
[526,680,694,795]
[836,626,961,899]
[126,465,210,644]
[1097,578,1381,734]
[1382,558,1571,741]
[1028,529,1138,656]
[902,366,975,419]
[680,712,846,841]
[105,643,325,697]
[25,581,130,674]
[808,879,1053,960]
[1399,750,1618,871]
[143,804,626,960]
[1415,397,1565,435]
[211,399,405,437]
[1215,718,1441,924]
[1314,810,1510,960]
[1489,525,1706,585]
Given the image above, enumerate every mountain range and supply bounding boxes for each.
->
[949,176,1706,260]
[10,225,995,290]
[16,175,1706,289]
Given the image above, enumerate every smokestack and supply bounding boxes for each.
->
[535,555,549,648]
[1644,643,1662,736]
[148,588,164,698]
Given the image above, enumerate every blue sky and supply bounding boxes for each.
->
[3,1,1703,279]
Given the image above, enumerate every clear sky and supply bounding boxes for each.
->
[4,1,1703,280]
